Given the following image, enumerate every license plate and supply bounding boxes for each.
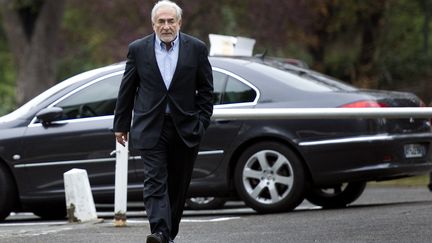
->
[404,144,426,158]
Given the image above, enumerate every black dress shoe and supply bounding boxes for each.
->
[146,232,168,243]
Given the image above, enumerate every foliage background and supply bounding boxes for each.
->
[0,15,15,115]
[1,0,432,115]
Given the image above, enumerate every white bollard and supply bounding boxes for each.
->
[64,168,98,223]
[113,140,129,226]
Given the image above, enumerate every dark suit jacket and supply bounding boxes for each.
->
[113,33,214,149]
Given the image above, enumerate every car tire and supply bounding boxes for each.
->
[306,182,367,208]
[234,142,306,213]
[0,164,17,221]
[33,205,67,220]
[185,197,226,210]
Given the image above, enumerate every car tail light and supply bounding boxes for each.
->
[340,100,388,108]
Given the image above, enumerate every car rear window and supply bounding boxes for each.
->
[246,62,356,92]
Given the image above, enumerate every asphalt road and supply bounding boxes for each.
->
[1,186,432,243]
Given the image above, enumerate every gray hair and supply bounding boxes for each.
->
[151,0,182,23]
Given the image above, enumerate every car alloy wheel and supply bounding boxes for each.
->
[235,142,306,213]
[185,197,226,210]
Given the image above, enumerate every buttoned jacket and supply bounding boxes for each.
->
[114,32,214,149]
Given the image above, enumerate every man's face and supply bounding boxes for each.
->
[153,7,181,43]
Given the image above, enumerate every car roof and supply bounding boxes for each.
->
[1,56,363,124]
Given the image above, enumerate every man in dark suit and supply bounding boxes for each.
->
[113,1,213,242]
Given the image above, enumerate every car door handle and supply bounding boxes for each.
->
[214,119,231,124]
[110,150,118,156]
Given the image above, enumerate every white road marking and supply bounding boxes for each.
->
[0,221,68,227]
[126,216,240,225]
[297,205,322,210]
[182,217,241,222]
[1,205,321,228]
[0,227,74,238]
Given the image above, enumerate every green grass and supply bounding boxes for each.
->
[369,175,430,187]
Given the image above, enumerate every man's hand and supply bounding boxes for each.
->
[115,132,128,146]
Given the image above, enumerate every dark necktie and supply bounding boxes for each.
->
[164,42,172,51]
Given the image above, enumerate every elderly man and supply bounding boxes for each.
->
[113,1,213,242]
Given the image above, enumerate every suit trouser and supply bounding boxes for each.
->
[139,115,198,240]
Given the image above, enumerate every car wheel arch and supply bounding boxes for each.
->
[0,158,20,197]
[0,159,21,220]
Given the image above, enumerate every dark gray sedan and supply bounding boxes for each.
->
[0,56,431,220]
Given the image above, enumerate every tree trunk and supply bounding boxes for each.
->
[354,1,387,88]
[0,0,65,105]
[419,0,431,54]
[305,1,336,73]
[307,29,327,72]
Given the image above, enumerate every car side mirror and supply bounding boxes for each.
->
[36,107,64,125]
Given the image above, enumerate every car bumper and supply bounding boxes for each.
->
[299,132,432,186]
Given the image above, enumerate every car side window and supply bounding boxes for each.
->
[222,76,256,104]
[54,75,121,120]
[212,71,227,105]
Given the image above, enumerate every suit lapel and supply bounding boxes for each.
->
[145,33,167,90]
[169,33,189,90]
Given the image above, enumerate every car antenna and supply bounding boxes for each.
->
[254,50,268,60]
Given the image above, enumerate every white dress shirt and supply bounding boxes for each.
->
[155,34,179,90]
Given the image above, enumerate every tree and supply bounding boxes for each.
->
[418,0,432,54]
[0,29,15,115]
[0,0,431,110]
[353,1,388,88]
[0,0,65,105]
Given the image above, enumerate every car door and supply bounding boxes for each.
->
[193,69,259,179]
[16,72,141,203]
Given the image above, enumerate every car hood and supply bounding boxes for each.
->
[0,114,27,129]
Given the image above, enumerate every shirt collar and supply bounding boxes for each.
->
[155,33,179,50]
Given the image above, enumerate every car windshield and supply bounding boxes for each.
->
[0,80,74,123]
[0,66,120,123]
